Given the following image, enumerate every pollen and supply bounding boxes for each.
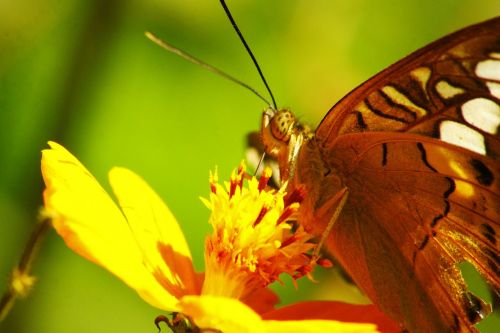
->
[201,162,319,301]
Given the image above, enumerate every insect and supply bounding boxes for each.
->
[260,16,500,333]
[148,3,499,332]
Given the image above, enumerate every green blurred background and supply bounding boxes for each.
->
[0,0,498,332]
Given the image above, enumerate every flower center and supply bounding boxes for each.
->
[201,162,322,300]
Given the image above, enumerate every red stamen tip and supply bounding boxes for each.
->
[276,205,297,225]
[229,181,237,198]
[258,167,272,192]
[279,235,298,248]
[316,258,333,268]
[253,206,269,227]
[284,186,307,206]
[209,170,218,194]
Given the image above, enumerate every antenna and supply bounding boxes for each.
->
[219,0,277,110]
[145,32,272,107]
[146,2,277,176]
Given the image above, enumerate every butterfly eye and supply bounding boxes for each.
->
[270,109,295,142]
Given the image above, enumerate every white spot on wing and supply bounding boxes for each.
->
[476,59,500,81]
[462,98,500,134]
[435,80,464,99]
[440,120,486,155]
[486,81,500,99]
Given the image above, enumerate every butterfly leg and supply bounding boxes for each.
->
[154,314,172,332]
[155,313,206,333]
[278,132,304,183]
[311,187,349,262]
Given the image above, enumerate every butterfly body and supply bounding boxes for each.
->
[262,17,500,332]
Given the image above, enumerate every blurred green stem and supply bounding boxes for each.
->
[0,215,51,321]
[1,0,121,326]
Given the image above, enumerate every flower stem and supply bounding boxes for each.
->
[0,214,51,321]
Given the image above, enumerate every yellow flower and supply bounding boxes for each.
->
[41,141,390,333]
[201,163,317,301]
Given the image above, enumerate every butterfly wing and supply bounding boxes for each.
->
[317,16,500,141]
[316,133,499,332]
[297,17,500,332]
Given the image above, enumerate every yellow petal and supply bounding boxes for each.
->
[178,295,378,333]
[262,320,379,333]
[109,167,200,298]
[41,141,178,310]
[178,295,265,333]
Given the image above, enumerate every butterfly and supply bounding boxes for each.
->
[260,16,500,332]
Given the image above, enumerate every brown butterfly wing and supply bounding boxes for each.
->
[317,16,500,142]
[296,17,500,332]
[319,133,499,332]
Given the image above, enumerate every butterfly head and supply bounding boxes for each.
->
[261,108,297,157]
